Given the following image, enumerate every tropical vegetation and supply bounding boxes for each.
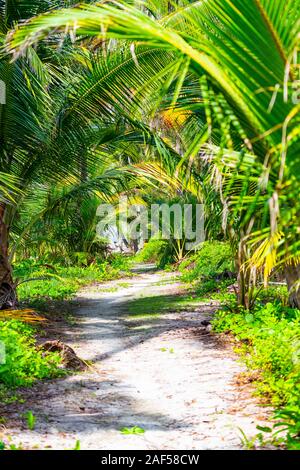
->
[0,0,299,451]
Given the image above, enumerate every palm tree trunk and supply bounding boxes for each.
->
[285,263,300,308]
[236,239,249,309]
[0,203,16,309]
[236,236,257,310]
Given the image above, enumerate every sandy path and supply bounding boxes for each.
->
[4,266,270,450]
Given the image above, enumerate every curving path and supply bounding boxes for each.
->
[4,266,271,450]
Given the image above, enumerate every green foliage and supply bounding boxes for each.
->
[256,285,289,306]
[73,440,81,451]
[24,411,36,431]
[1,0,299,450]
[0,440,24,451]
[213,302,300,448]
[0,320,62,387]
[238,427,266,450]
[213,302,300,405]
[120,426,145,435]
[109,254,132,272]
[193,278,234,300]
[273,406,300,450]
[136,240,234,274]
[160,347,174,354]
[135,240,169,265]
[9,0,300,308]
[14,258,132,304]
[180,242,234,283]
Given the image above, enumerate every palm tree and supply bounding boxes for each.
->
[0,1,141,306]
[0,6,184,307]
[7,0,300,306]
[0,1,60,305]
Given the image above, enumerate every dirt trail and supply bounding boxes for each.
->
[4,266,270,450]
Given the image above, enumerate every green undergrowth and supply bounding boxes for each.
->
[177,247,296,449]
[179,242,234,283]
[0,320,62,389]
[212,300,300,449]
[192,278,235,301]
[178,242,237,304]
[134,239,169,265]
[14,255,132,306]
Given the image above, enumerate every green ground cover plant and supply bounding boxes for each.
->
[0,320,62,387]
[179,242,234,283]
[212,301,300,449]
[134,240,169,265]
[14,255,132,304]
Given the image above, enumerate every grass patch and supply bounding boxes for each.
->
[126,292,200,319]
[127,313,160,321]
[97,287,119,293]
[120,426,145,435]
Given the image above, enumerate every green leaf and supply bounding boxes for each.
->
[256,425,272,433]
[120,426,145,435]
[245,314,255,324]
[73,440,81,450]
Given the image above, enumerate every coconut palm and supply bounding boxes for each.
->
[0,1,151,306]
[0,1,58,304]
[0,12,189,307]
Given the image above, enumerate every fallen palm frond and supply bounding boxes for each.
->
[0,309,46,323]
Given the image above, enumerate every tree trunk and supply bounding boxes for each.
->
[236,237,257,310]
[0,203,16,309]
[236,239,249,309]
[285,263,300,308]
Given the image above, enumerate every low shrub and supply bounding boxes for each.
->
[108,253,132,272]
[179,242,235,282]
[0,320,62,387]
[135,240,169,264]
[194,278,234,299]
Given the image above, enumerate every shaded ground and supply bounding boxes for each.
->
[2,266,271,449]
